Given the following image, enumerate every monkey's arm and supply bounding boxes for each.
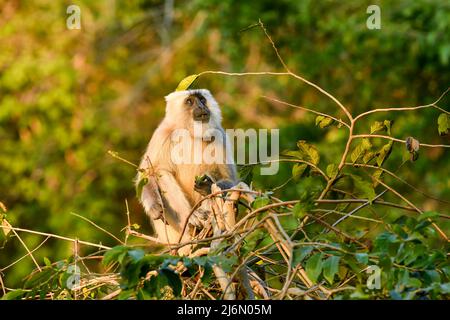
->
[156,170,205,232]
[140,176,164,221]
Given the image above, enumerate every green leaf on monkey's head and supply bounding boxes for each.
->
[176,74,199,91]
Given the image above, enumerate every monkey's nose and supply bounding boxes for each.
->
[193,108,210,122]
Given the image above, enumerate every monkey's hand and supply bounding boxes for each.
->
[195,174,235,196]
[194,174,214,196]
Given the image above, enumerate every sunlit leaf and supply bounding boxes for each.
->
[326,163,338,179]
[292,163,307,181]
[351,138,372,163]
[437,113,449,136]
[296,140,320,165]
[315,115,334,128]
[376,141,393,166]
[370,121,385,134]
[135,176,148,199]
[175,74,199,91]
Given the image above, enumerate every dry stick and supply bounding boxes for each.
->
[0,236,50,272]
[312,209,383,223]
[330,190,387,228]
[101,289,121,300]
[107,150,138,168]
[0,225,111,250]
[210,210,236,300]
[176,187,262,245]
[375,179,448,241]
[70,212,124,244]
[9,226,41,272]
[124,199,131,244]
[307,214,367,248]
[0,274,5,295]
[262,96,351,129]
[353,87,450,122]
[256,19,353,123]
[348,163,450,205]
[249,158,329,181]
[352,134,450,148]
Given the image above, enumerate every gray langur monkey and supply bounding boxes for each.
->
[136,89,238,252]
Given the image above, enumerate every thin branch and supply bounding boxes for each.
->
[353,87,450,122]
[352,134,450,148]
[70,212,124,245]
[0,225,111,250]
[262,95,351,129]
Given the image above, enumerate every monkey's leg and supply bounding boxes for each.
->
[157,170,204,232]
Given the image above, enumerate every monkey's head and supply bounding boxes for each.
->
[164,89,223,137]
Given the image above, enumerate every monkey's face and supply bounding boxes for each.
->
[185,93,210,123]
[164,89,223,135]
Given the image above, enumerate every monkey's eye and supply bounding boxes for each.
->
[186,98,193,106]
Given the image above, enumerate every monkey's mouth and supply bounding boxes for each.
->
[194,115,210,123]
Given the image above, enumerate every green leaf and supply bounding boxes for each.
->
[351,174,376,202]
[362,151,375,164]
[175,74,199,91]
[1,290,25,300]
[292,163,307,181]
[103,245,129,266]
[315,115,334,128]
[305,253,323,283]
[355,253,369,264]
[282,150,302,159]
[292,202,309,219]
[252,196,270,209]
[135,176,148,199]
[351,138,372,163]
[128,249,145,262]
[440,283,450,294]
[376,141,393,166]
[370,121,385,134]
[160,268,182,297]
[326,163,338,179]
[296,140,320,165]
[323,256,340,284]
[437,113,449,136]
[292,246,313,266]
[418,211,440,221]
[384,120,392,135]
[43,257,51,267]
[406,277,422,288]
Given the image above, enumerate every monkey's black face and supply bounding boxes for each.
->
[185,93,210,123]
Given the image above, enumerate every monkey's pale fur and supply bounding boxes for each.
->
[137,89,237,252]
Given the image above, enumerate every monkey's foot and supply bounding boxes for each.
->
[188,208,210,230]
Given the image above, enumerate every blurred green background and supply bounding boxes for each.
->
[0,0,449,288]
